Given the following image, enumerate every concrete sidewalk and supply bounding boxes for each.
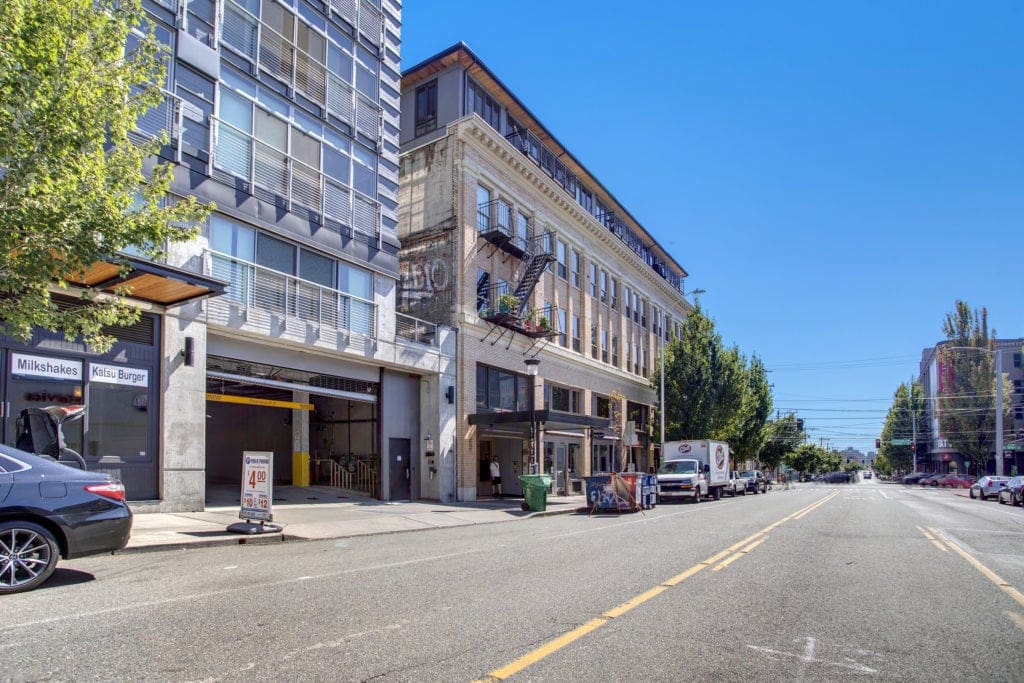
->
[124,486,589,553]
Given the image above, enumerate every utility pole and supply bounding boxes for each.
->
[996,349,1004,477]
[911,378,918,475]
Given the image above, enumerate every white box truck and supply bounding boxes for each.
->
[657,440,731,502]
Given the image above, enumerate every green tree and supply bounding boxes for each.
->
[785,443,827,475]
[654,307,749,442]
[937,302,1013,473]
[879,382,924,474]
[760,413,803,471]
[872,451,892,476]
[0,0,210,351]
[726,355,773,464]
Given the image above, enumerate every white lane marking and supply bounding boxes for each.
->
[1007,611,1024,632]
[222,566,238,570]
[880,491,889,500]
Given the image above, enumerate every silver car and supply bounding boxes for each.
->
[970,476,1009,501]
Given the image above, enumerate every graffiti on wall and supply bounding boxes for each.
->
[398,232,455,325]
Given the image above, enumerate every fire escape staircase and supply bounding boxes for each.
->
[479,230,558,354]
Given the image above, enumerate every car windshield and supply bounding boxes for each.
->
[739,471,756,477]
[659,461,697,474]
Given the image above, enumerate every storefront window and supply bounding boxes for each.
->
[87,363,151,463]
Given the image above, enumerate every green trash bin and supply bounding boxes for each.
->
[519,474,552,512]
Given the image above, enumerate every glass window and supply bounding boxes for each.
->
[299,248,333,287]
[355,45,378,101]
[599,270,607,304]
[516,211,529,249]
[209,215,255,259]
[572,315,580,352]
[610,279,618,310]
[589,263,597,298]
[352,143,376,197]
[556,241,567,279]
[601,329,608,363]
[340,263,372,299]
[476,185,491,231]
[591,324,598,359]
[414,80,437,136]
[86,372,150,465]
[256,233,295,274]
[571,250,580,288]
[557,309,567,347]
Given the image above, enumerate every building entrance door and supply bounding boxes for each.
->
[389,437,411,500]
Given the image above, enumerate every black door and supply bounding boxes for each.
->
[389,438,411,500]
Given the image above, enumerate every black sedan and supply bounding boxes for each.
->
[0,445,132,594]
[822,471,852,483]
[997,476,1024,507]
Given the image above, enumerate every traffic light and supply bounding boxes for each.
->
[875,438,881,449]
[911,444,916,453]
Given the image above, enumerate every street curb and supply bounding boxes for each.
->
[118,504,586,553]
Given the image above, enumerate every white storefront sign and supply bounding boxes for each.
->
[89,363,149,387]
[11,353,81,381]
[239,451,274,522]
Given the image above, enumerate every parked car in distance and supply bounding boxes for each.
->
[822,471,852,483]
[863,470,872,479]
[738,470,768,494]
[919,473,945,486]
[0,444,132,594]
[725,470,745,496]
[903,472,935,485]
[997,476,1024,506]
[970,476,1010,500]
[935,473,974,489]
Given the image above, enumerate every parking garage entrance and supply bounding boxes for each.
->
[205,356,380,498]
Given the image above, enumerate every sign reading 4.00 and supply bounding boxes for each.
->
[239,451,274,522]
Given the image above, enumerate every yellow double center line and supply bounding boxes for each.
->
[479,491,840,681]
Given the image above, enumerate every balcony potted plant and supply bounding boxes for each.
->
[523,307,537,331]
[537,315,551,332]
[497,293,519,314]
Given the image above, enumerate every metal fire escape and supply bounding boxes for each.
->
[476,202,559,354]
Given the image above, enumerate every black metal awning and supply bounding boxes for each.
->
[65,255,227,306]
[468,409,610,435]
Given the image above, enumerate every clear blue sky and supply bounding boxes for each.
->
[401,1,1023,454]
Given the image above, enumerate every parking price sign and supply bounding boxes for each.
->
[239,451,274,522]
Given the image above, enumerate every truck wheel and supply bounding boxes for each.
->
[692,492,700,504]
[740,488,746,496]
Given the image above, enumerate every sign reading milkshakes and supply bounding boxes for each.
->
[11,353,82,381]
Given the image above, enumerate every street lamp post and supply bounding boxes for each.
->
[524,358,540,476]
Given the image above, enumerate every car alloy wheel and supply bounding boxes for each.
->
[0,521,60,595]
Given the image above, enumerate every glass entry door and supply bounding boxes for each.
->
[4,352,84,456]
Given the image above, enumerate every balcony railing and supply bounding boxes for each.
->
[206,250,376,338]
[204,250,439,349]
[505,128,683,293]
[396,312,437,346]
[477,282,561,339]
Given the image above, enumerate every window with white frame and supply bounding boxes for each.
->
[556,240,567,279]
[572,315,580,352]
[571,249,581,288]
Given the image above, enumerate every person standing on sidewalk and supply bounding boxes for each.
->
[490,458,502,497]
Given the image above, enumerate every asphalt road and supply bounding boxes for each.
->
[2,479,1022,681]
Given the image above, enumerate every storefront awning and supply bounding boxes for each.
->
[468,409,610,434]
[66,255,227,306]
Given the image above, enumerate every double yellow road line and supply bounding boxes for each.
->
[479,491,840,682]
